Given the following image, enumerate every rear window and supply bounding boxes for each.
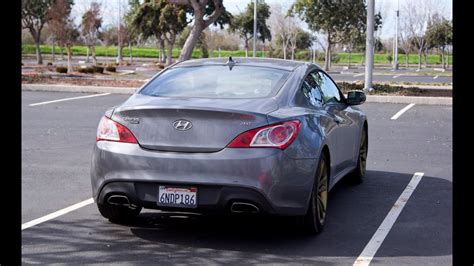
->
[139,65,290,98]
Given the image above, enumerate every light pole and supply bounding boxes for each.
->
[393,0,399,70]
[116,0,122,64]
[364,0,375,91]
[253,0,257,57]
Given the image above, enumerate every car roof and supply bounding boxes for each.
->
[173,57,321,72]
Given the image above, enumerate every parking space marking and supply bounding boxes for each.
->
[22,198,93,230]
[29,93,111,106]
[392,74,401,79]
[433,75,439,79]
[391,103,415,120]
[353,172,424,266]
[353,73,364,77]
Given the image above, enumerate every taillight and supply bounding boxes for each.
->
[96,116,138,144]
[227,120,301,149]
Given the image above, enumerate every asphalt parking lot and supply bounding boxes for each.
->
[21,91,452,265]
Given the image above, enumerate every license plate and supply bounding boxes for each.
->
[157,186,197,208]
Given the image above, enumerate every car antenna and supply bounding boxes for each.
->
[226,56,236,70]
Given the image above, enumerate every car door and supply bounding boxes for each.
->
[297,70,343,177]
[312,71,358,174]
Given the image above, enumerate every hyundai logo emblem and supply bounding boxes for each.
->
[173,119,193,131]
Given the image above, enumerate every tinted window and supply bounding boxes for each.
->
[312,72,341,104]
[139,65,290,98]
[301,72,323,107]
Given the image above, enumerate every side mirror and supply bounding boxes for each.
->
[346,90,366,105]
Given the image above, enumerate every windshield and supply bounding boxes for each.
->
[139,65,290,99]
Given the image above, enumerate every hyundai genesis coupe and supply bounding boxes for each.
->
[90,57,368,234]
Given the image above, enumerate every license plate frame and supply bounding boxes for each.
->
[157,185,198,208]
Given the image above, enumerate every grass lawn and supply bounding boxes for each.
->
[22,44,453,65]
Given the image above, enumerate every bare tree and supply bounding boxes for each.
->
[47,0,76,71]
[48,0,78,73]
[287,16,301,60]
[403,0,439,70]
[81,2,102,65]
[269,3,291,60]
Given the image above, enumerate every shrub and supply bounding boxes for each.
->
[105,65,116,72]
[336,82,426,96]
[47,62,53,66]
[317,53,326,61]
[78,66,95,74]
[386,54,393,64]
[56,66,68,73]
[92,65,104,73]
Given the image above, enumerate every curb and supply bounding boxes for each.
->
[366,95,451,105]
[22,84,137,94]
[22,83,452,105]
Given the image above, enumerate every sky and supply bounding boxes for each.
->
[71,0,453,40]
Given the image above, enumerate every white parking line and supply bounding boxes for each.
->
[29,93,111,106]
[433,75,439,79]
[353,73,364,77]
[392,74,401,79]
[391,103,415,120]
[22,198,94,230]
[353,172,424,266]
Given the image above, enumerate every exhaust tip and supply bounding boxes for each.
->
[107,195,132,206]
[230,202,260,214]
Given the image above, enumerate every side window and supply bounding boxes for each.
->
[312,71,342,104]
[301,72,323,107]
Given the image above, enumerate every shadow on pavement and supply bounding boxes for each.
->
[21,170,451,264]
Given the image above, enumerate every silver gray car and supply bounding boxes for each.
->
[90,57,368,234]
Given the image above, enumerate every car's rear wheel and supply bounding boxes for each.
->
[299,153,329,234]
[97,203,142,222]
[349,126,368,184]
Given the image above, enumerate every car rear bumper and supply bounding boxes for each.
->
[91,141,319,216]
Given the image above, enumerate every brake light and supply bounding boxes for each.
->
[96,116,138,144]
[227,120,301,149]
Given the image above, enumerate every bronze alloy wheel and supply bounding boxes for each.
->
[316,159,328,225]
[302,153,329,234]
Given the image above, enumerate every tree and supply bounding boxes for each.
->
[81,2,102,65]
[166,0,231,61]
[229,0,271,57]
[130,1,166,62]
[159,2,188,65]
[403,0,438,70]
[130,0,187,65]
[290,0,375,70]
[269,3,291,60]
[22,0,55,64]
[425,14,452,69]
[275,27,312,60]
[48,0,78,73]
[124,0,142,63]
[100,26,117,63]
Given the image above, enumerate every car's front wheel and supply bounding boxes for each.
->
[298,153,329,234]
[97,203,142,222]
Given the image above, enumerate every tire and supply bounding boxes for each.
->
[299,153,329,234]
[348,126,368,184]
[97,203,142,222]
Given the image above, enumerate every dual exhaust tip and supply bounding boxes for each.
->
[107,195,137,209]
[108,195,260,214]
[230,202,260,214]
